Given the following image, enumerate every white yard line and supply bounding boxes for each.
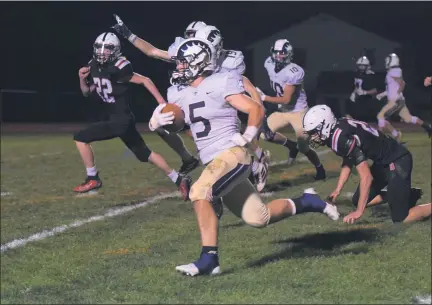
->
[412,295,432,304]
[1,192,179,253]
[1,150,332,253]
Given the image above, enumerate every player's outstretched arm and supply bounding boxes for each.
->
[261,84,295,105]
[242,76,262,105]
[129,73,167,104]
[343,160,373,224]
[328,162,353,203]
[78,66,95,97]
[112,14,171,62]
[226,94,264,129]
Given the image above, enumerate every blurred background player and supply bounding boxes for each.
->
[347,56,379,119]
[375,53,432,141]
[74,32,191,200]
[112,15,200,175]
[303,105,431,224]
[257,39,326,180]
[152,37,339,276]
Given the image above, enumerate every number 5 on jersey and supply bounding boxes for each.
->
[93,77,115,103]
[189,101,211,138]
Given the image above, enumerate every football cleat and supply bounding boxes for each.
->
[179,157,200,175]
[176,253,221,276]
[176,174,192,201]
[314,165,326,181]
[73,175,102,193]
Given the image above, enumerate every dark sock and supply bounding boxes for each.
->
[292,193,326,215]
[202,246,218,255]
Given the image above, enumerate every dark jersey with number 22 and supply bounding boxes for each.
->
[87,57,134,115]
[327,118,409,166]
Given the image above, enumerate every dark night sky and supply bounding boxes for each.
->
[1,1,431,94]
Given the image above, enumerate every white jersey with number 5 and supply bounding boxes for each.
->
[216,49,246,75]
[167,71,244,164]
[385,67,404,101]
[264,57,308,112]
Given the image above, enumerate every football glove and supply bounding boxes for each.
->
[149,104,174,131]
[112,14,136,43]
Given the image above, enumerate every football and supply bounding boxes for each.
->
[161,103,185,133]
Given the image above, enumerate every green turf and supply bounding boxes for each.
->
[1,132,431,304]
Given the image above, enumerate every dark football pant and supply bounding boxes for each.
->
[73,114,152,162]
[351,153,413,223]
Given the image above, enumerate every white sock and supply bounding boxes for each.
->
[392,130,399,137]
[254,147,263,160]
[252,160,260,174]
[287,199,296,215]
[168,170,179,183]
[86,166,97,177]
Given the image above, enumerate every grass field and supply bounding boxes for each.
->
[1,129,431,304]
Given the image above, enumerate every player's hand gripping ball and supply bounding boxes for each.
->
[162,104,185,133]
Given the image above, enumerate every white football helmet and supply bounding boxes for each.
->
[93,32,122,65]
[303,105,337,148]
[270,39,293,71]
[356,56,370,72]
[194,25,224,59]
[184,21,207,38]
[170,37,216,85]
[385,53,400,70]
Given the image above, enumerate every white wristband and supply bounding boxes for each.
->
[128,34,137,44]
[242,126,259,142]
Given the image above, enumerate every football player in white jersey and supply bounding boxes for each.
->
[375,53,432,141]
[257,39,326,180]
[194,24,275,192]
[111,14,202,175]
[149,38,339,276]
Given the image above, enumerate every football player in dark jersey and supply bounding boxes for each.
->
[74,32,191,200]
[303,105,431,224]
[112,14,200,176]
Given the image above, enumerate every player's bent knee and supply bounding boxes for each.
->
[189,182,211,203]
[242,193,270,228]
[73,131,91,144]
[130,145,152,162]
[298,140,310,154]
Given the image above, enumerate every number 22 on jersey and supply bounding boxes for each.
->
[93,77,115,103]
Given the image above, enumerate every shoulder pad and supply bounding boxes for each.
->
[114,57,131,70]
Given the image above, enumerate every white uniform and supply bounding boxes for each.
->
[386,67,404,101]
[216,49,246,75]
[167,71,244,164]
[264,57,307,113]
[377,67,413,123]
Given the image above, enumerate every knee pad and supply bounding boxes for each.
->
[410,116,418,124]
[297,138,310,154]
[189,180,212,202]
[242,193,270,228]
